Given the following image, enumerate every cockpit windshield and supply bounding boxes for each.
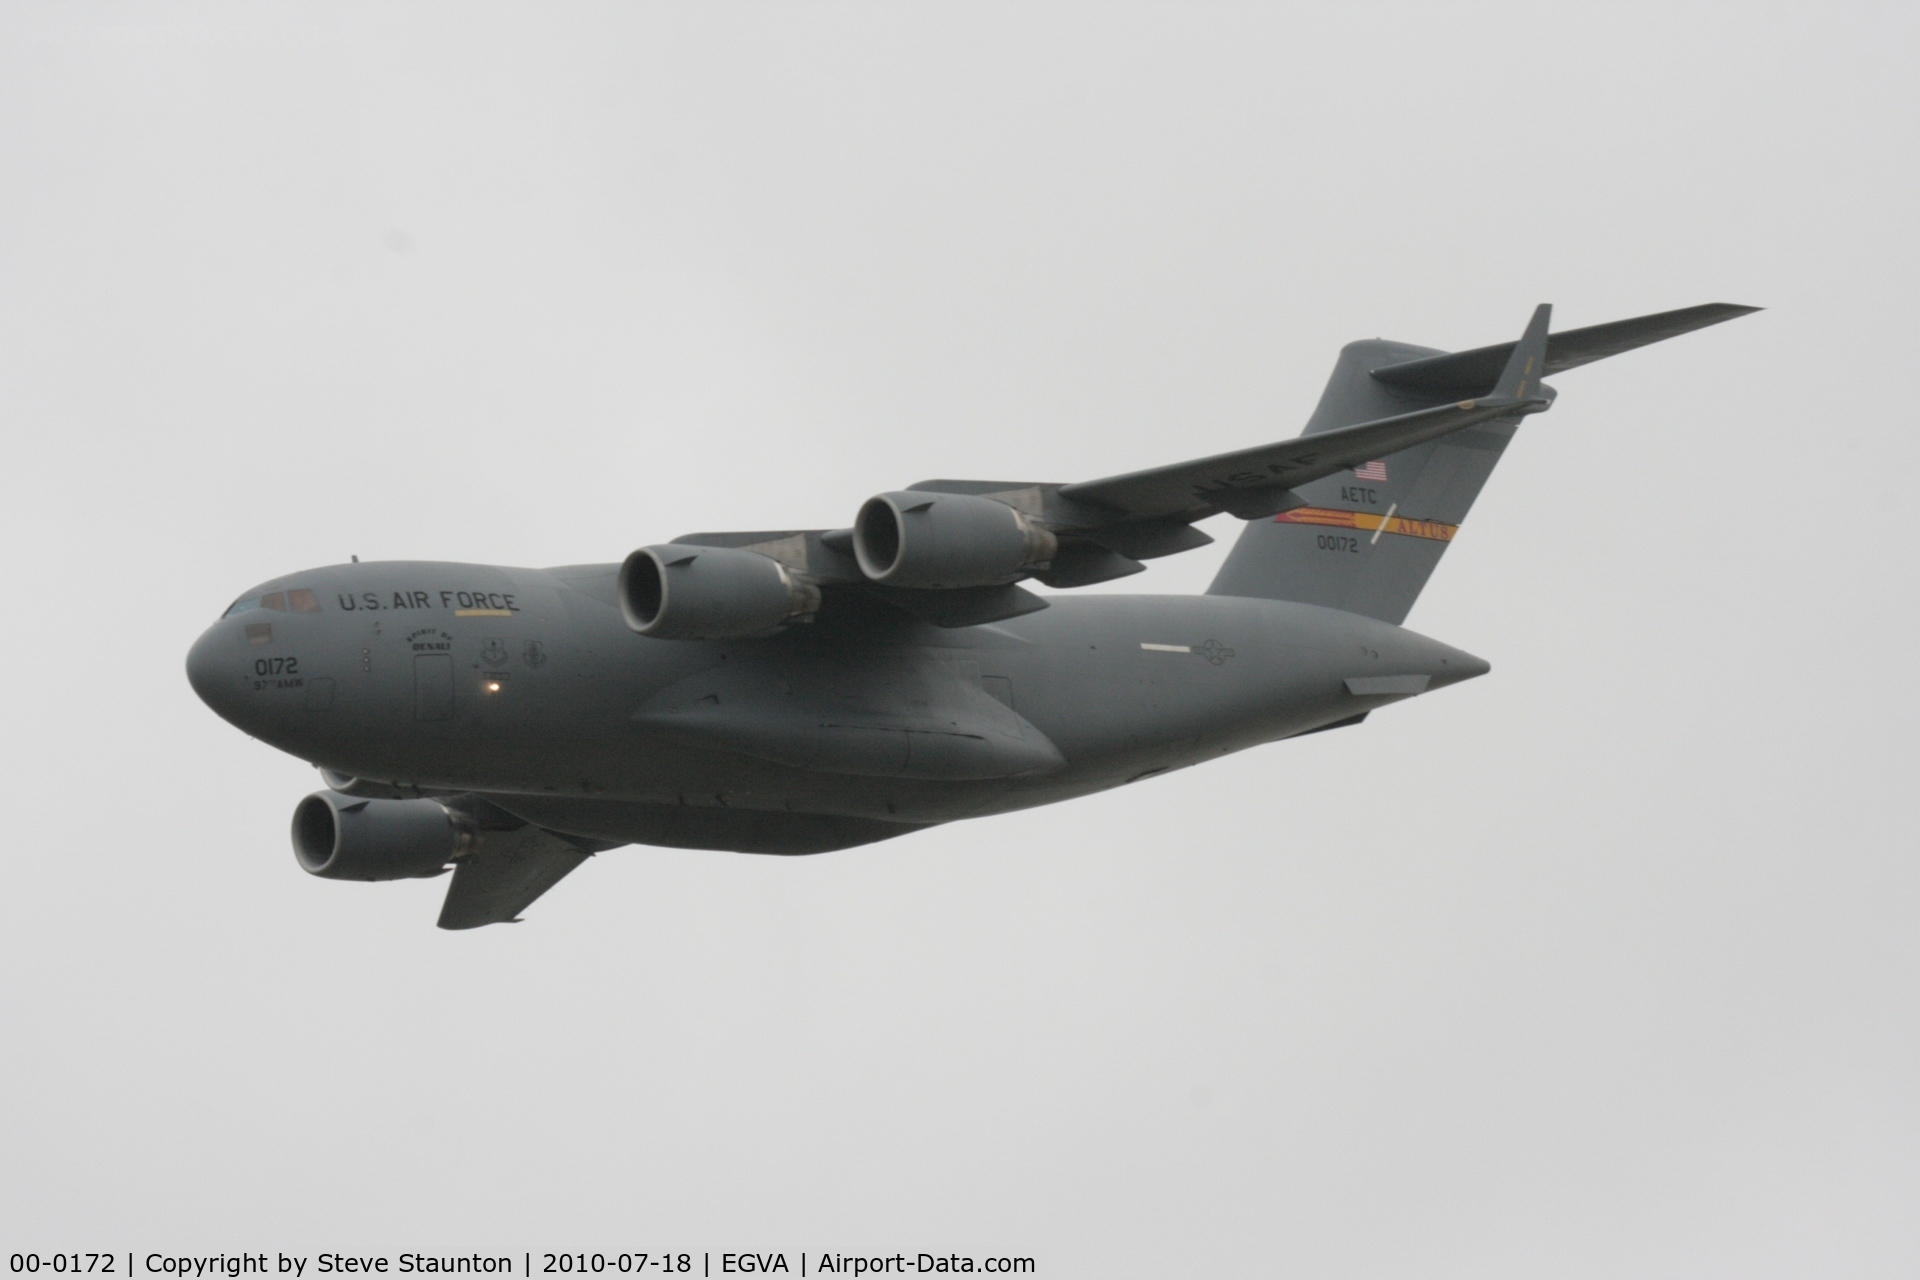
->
[223,588,321,618]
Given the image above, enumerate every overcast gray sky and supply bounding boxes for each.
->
[3,3,1916,1276]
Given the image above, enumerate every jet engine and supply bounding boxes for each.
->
[619,544,821,640]
[291,790,466,881]
[853,491,1057,588]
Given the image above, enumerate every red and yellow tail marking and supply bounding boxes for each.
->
[1274,507,1458,543]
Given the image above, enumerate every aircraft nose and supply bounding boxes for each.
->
[186,621,247,725]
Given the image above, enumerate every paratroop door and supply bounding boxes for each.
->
[413,654,454,721]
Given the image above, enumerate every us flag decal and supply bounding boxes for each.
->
[1352,460,1388,482]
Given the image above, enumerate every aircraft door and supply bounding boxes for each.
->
[414,654,454,721]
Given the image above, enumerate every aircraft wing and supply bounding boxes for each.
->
[658,303,1753,626]
[1053,302,1759,523]
[1054,302,1557,523]
[1055,392,1542,523]
[436,821,598,930]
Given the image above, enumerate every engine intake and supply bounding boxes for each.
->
[291,790,465,881]
[853,491,1057,589]
[619,544,821,640]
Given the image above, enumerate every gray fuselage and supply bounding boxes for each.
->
[187,559,1485,852]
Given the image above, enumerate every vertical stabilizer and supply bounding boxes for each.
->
[1492,303,1552,401]
[1207,335,1530,623]
[1207,301,1756,622]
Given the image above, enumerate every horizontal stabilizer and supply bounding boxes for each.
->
[1370,302,1759,395]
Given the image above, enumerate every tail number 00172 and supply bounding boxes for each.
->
[1315,534,1362,554]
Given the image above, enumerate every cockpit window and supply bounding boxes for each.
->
[222,587,321,619]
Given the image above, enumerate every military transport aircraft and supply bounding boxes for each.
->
[188,302,1755,929]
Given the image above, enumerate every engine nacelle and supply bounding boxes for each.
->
[291,790,465,881]
[854,491,1057,588]
[619,544,821,640]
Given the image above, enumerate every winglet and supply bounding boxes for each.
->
[1491,303,1552,403]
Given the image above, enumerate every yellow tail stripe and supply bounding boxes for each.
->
[1274,507,1457,543]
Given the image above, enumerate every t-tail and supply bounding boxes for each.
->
[1207,302,1758,623]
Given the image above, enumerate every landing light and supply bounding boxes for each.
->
[483,680,503,694]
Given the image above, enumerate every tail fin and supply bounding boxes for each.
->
[1207,302,1756,623]
[1491,303,1552,401]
